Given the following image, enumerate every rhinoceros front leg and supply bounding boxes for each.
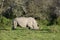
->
[12,20,17,30]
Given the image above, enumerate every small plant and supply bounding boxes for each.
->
[49,25,59,33]
[57,17,60,25]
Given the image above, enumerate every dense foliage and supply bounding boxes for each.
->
[0,0,60,25]
[0,0,60,40]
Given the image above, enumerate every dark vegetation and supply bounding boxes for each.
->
[0,0,60,31]
[0,0,60,40]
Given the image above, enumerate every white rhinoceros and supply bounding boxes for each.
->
[12,17,39,30]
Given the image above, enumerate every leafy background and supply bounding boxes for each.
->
[0,0,60,40]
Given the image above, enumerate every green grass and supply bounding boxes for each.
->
[0,17,60,40]
[0,25,60,40]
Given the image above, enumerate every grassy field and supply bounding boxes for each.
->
[0,18,60,40]
[0,24,60,40]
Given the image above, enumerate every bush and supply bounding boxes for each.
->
[57,17,60,25]
[0,16,12,29]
